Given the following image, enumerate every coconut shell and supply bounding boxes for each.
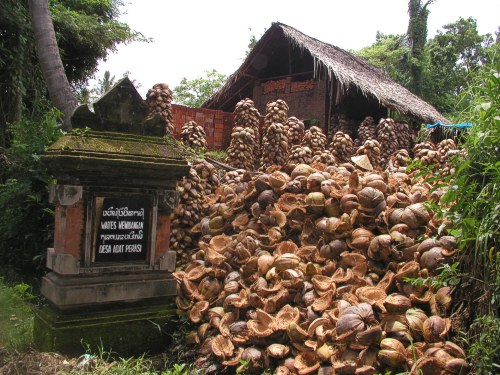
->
[172,120,468,374]
[352,154,373,171]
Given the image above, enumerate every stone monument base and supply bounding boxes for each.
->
[41,271,176,310]
[33,300,178,357]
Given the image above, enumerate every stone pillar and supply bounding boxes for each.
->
[34,78,190,356]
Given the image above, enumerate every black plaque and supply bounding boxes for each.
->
[94,197,151,262]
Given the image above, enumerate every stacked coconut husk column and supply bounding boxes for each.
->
[329,131,354,164]
[301,126,327,156]
[145,83,175,135]
[225,99,261,171]
[169,159,219,265]
[286,117,305,146]
[286,145,313,169]
[376,118,399,168]
[180,121,208,150]
[261,100,290,170]
[356,116,377,147]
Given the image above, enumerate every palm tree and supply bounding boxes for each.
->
[28,0,78,130]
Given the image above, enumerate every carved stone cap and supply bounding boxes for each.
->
[71,77,166,136]
[44,78,190,187]
[42,131,190,188]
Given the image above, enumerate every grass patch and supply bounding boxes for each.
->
[205,149,227,162]
[0,284,203,374]
[0,278,35,351]
[58,350,198,374]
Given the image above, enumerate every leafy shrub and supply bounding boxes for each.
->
[443,57,500,372]
[0,278,34,351]
[0,109,63,279]
[467,315,500,374]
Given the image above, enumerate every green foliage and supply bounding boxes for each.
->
[12,282,37,301]
[405,263,462,289]
[357,32,410,86]
[484,27,500,63]
[246,27,259,57]
[407,0,435,95]
[162,363,191,375]
[236,358,250,374]
[0,108,63,278]
[244,27,266,58]
[173,69,227,108]
[49,0,148,88]
[466,315,500,374]
[0,0,49,147]
[205,149,228,162]
[407,57,500,374]
[93,70,116,97]
[442,59,499,299]
[65,347,198,374]
[425,17,490,114]
[67,353,159,374]
[0,0,146,147]
[441,58,500,372]
[0,278,35,351]
[355,8,499,115]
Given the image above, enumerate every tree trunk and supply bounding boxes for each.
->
[29,0,78,130]
[407,0,434,96]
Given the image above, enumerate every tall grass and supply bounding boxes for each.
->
[0,278,35,351]
[61,352,196,375]
[442,57,500,373]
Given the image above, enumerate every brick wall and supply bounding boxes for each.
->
[172,77,326,150]
[171,104,233,150]
[253,77,327,131]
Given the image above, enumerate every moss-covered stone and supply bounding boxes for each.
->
[34,301,178,357]
[47,130,189,160]
[42,130,190,187]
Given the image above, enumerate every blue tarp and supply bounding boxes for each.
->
[426,122,473,129]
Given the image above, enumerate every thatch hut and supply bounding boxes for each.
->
[203,22,448,134]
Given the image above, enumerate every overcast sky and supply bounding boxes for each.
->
[90,0,500,96]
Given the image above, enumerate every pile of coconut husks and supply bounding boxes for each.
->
[171,98,468,375]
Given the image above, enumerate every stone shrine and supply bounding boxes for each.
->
[34,78,190,355]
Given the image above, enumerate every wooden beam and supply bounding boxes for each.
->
[218,78,256,110]
[241,73,258,79]
[326,79,334,139]
[258,70,314,83]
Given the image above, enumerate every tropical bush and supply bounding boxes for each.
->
[0,278,35,351]
[0,109,63,280]
[443,57,500,373]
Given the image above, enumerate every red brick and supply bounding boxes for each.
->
[53,201,84,260]
[155,215,171,260]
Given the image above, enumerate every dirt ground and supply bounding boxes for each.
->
[0,346,216,375]
[0,348,78,374]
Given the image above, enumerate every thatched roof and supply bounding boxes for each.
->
[203,22,448,124]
